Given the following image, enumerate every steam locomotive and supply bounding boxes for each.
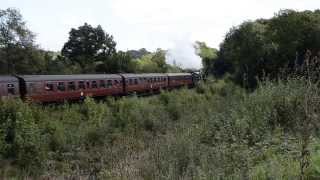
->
[0,73,200,103]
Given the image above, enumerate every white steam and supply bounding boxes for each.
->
[166,38,202,70]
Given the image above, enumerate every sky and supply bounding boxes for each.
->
[2,0,320,52]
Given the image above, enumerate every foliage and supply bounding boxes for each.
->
[61,23,117,73]
[0,8,46,74]
[195,41,219,76]
[135,49,169,73]
[215,10,320,88]
[1,77,320,179]
[127,48,150,59]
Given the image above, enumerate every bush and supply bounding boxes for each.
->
[1,77,320,179]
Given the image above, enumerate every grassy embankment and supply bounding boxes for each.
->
[1,78,320,179]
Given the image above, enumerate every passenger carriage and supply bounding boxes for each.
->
[0,73,197,102]
[120,73,168,94]
[167,73,193,89]
[19,74,123,102]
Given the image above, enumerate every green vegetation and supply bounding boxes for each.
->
[0,8,181,75]
[204,9,320,88]
[2,6,320,180]
[1,76,320,179]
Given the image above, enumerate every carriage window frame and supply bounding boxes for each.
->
[45,83,54,91]
[91,81,98,88]
[68,82,76,91]
[100,80,106,88]
[78,81,86,89]
[7,83,15,95]
[114,80,119,85]
[107,80,113,88]
[57,82,65,91]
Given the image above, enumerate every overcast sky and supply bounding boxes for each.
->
[2,0,320,52]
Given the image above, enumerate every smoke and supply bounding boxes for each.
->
[166,37,202,70]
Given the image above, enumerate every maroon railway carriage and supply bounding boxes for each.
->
[19,74,123,102]
[0,76,20,99]
[167,73,193,89]
[120,73,168,94]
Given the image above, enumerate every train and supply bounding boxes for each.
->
[0,73,200,103]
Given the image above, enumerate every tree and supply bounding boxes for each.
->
[0,8,44,74]
[127,48,150,59]
[151,49,168,72]
[267,10,320,69]
[61,23,116,73]
[195,41,219,76]
[219,21,272,87]
[135,49,168,73]
[96,51,137,73]
[217,10,320,88]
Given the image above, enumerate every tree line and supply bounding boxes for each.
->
[203,9,320,88]
[1,8,320,87]
[0,8,182,75]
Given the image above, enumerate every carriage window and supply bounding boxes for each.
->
[78,81,85,89]
[100,80,106,88]
[68,82,76,91]
[92,81,98,88]
[129,79,133,85]
[7,84,15,95]
[107,80,112,88]
[57,82,65,91]
[86,81,90,88]
[134,79,138,85]
[27,83,35,93]
[45,83,54,91]
[114,80,119,85]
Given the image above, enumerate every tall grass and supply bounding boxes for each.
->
[1,77,320,179]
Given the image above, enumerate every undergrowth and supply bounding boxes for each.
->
[1,78,320,179]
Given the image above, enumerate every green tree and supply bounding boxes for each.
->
[151,49,168,72]
[0,8,44,74]
[219,21,272,87]
[195,41,219,76]
[135,49,168,73]
[217,9,320,88]
[267,10,320,69]
[96,51,137,73]
[127,48,150,59]
[61,23,117,73]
